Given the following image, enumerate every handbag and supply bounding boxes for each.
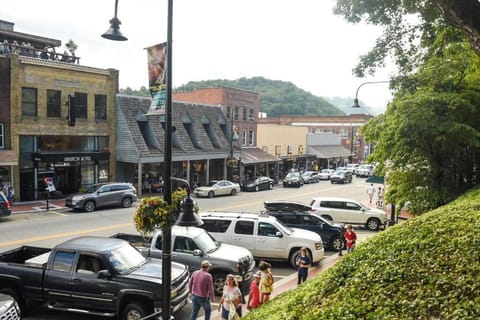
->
[228,303,241,320]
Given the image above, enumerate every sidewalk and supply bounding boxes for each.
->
[208,253,344,320]
[11,198,67,213]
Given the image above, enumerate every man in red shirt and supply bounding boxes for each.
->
[189,260,215,320]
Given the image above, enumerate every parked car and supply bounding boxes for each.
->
[0,192,12,218]
[301,171,320,184]
[283,172,304,188]
[0,236,190,318]
[241,176,274,192]
[65,182,138,212]
[194,180,240,198]
[346,163,359,174]
[317,169,335,180]
[198,211,324,268]
[330,170,353,184]
[263,200,345,251]
[356,164,375,177]
[310,197,389,231]
[0,293,21,319]
[112,226,255,296]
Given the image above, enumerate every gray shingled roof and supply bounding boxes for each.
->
[116,95,233,163]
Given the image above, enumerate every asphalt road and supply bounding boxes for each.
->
[0,176,377,319]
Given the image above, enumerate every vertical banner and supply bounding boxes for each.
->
[146,42,167,113]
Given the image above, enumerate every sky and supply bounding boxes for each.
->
[2,0,394,114]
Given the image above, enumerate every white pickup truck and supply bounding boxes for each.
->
[356,164,375,177]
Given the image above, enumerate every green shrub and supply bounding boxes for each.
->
[244,187,480,319]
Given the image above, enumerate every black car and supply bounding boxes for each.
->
[330,170,353,184]
[241,176,274,192]
[0,192,12,218]
[282,172,304,188]
[264,200,345,251]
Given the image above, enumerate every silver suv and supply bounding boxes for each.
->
[65,182,138,212]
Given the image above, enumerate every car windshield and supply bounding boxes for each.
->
[107,243,146,274]
[207,181,219,187]
[272,218,293,234]
[194,232,219,253]
[321,169,330,173]
[286,172,300,178]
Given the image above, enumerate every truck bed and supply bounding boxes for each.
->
[111,233,152,247]
[0,246,51,265]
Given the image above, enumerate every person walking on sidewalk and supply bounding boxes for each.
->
[189,260,215,320]
[259,261,274,304]
[218,274,242,320]
[296,247,311,285]
[247,271,261,311]
[367,184,376,204]
[344,224,357,253]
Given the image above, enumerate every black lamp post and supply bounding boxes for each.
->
[102,1,200,318]
[351,80,395,225]
[351,80,391,108]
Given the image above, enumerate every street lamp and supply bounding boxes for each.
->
[351,80,395,225]
[102,1,199,319]
[351,80,390,108]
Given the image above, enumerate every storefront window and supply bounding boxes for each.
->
[81,162,95,185]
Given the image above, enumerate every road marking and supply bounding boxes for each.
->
[0,223,132,248]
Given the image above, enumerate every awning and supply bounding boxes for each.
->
[308,145,351,159]
[241,147,281,165]
[0,150,18,166]
[366,175,385,184]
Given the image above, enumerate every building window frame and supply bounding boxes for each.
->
[242,107,247,121]
[22,87,37,117]
[226,106,231,119]
[242,129,247,146]
[46,90,62,118]
[95,94,107,121]
[234,107,239,121]
[75,92,88,119]
[248,129,254,146]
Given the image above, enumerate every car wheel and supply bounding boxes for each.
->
[330,180,334,184]
[255,186,259,192]
[121,197,132,208]
[84,200,96,212]
[269,183,273,190]
[0,288,23,316]
[208,191,214,198]
[366,218,381,231]
[331,236,344,251]
[230,189,237,196]
[289,248,302,269]
[122,301,151,320]
[212,273,227,296]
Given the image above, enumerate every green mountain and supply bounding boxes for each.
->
[175,77,344,117]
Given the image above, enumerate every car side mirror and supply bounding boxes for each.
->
[98,269,111,279]
[192,249,202,256]
[276,231,283,238]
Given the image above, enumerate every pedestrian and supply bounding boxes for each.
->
[218,274,242,320]
[247,271,261,310]
[367,183,376,204]
[338,224,346,256]
[296,247,311,285]
[189,260,215,320]
[344,224,357,253]
[376,187,384,207]
[258,261,274,304]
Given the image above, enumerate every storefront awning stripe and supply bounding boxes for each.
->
[241,147,281,165]
[308,145,351,159]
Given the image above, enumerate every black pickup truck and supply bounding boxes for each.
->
[0,236,190,319]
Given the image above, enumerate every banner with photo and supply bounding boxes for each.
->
[146,42,167,113]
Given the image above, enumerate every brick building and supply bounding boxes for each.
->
[0,20,118,201]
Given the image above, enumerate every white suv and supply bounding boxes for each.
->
[198,211,324,268]
[309,197,388,231]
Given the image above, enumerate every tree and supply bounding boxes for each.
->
[65,39,78,56]
[333,0,480,75]
[361,28,480,214]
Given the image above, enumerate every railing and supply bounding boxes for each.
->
[0,42,80,64]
